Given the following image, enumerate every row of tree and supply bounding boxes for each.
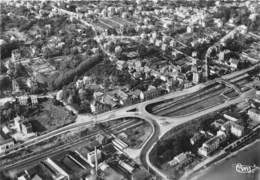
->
[48,53,103,90]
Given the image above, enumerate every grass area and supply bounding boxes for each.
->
[29,99,76,133]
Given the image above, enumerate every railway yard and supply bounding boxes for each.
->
[146,71,255,117]
[0,117,151,174]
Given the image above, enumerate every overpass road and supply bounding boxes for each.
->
[1,65,259,180]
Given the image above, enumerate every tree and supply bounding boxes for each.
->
[0,42,19,59]
[14,63,26,77]
[79,100,91,113]
[0,75,11,93]
[0,62,7,74]
[53,54,103,89]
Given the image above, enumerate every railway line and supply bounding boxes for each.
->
[157,86,229,117]
[150,83,219,113]
[151,83,225,115]
[0,119,144,172]
[150,71,252,117]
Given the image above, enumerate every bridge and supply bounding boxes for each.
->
[215,78,242,95]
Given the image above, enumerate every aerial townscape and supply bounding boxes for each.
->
[0,0,260,180]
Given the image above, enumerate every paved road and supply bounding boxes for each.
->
[0,79,255,179]
[0,4,258,179]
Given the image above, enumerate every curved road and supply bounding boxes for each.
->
[1,65,259,179]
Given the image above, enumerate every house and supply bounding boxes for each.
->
[218,50,231,62]
[18,96,29,105]
[11,49,21,63]
[129,89,143,100]
[114,90,128,101]
[101,94,118,108]
[248,108,260,122]
[14,116,24,132]
[12,79,21,93]
[26,78,38,89]
[90,101,111,114]
[21,121,33,135]
[0,130,14,154]
[220,121,231,133]
[229,58,239,69]
[155,39,162,47]
[31,95,38,104]
[198,134,227,156]
[211,119,226,130]
[93,92,104,101]
[192,71,201,84]
[143,88,165,100]
[230,122,244,137]
[168,152,193,167]
[96,134,105,145]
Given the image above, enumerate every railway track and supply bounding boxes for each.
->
[152,83,224,114]
[157,87,228,116]
[0,119,144,171]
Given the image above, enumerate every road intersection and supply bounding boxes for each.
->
[1,65,258,180]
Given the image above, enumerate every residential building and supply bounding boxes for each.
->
[12,79,21,93]
[91,101,111,114]
[211,119,226,130]
[168,152,193,167]
[101,94,118,108]
[14,116,24,132]
[31,95,38,104]
[11,49,21,63]
[21,121,33,135]
[26,78,38,89]
[230,122,244,137]
[248,108,260,122]
[198,134,226,156]
[229,58,239,69]
[18,96,29,105]
[220,121,231,133]
[0,131,14,154]
[143,88,165,100]
[192,71,201,84]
